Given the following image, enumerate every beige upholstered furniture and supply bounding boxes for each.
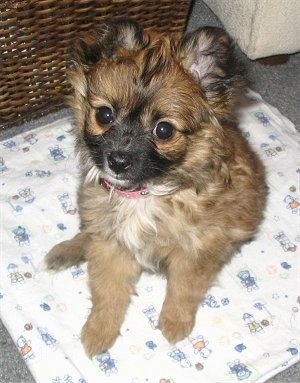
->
[203,0,300,60]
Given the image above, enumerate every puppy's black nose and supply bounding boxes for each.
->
[107,151,132,174]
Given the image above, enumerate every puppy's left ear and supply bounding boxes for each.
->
[72,19,148,68]
[69,20,148,97]
[177,27,245,115]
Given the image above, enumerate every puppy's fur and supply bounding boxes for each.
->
[46,20,267,357]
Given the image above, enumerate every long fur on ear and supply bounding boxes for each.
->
[72,19,148,68]
[177,27,246,117]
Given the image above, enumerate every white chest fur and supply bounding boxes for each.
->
[113,196,161,269]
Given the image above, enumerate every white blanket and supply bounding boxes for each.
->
[1,91,299,383]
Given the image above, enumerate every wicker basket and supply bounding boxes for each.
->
[0,0,192,130]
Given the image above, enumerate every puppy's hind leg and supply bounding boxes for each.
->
[45,232,89,271]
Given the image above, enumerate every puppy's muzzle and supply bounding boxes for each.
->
[107,151,133,174]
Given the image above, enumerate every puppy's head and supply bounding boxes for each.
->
[70,20,244,192]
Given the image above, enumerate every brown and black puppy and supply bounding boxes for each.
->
[45,20,267,357]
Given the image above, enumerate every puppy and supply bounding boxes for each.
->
[45,20,267,357]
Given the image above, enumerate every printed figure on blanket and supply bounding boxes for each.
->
[95,351,117,376]
[201,294,220,308]
[7,263,24,284]
[23,133,38,145]
[243,313,264,335]
[274,232,297,252]
[3,139,19,152]
[0,157,8,173]
[57,193,77,215]
[17,335,35,361]
[284,195,300,214]
[228,359,252,380]
[142,305,159,329]
[168,347,192,368]
[19,187,35,204]
[189,334,212,358]
[237,270,258,291]
[48,145,66,161]
[37,327,57,349]
[12,226,30,246]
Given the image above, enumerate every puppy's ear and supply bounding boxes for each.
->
[177,27,245,114]
[72,19,148,68]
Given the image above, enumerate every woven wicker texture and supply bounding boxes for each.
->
[0,0,191,129]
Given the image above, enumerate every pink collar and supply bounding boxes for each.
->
[101,179,149,199]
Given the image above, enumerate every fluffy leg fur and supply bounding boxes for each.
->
[45,232,89,271]
[159,234,235,343]
[81,240,142,357]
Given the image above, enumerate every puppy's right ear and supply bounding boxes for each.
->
[72,19,148,68]
[177,27,245,117]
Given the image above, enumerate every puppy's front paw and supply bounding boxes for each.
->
[45,243,70,271]
[159,306,195,344]
[45,235,86,271]
[81,312,120,357]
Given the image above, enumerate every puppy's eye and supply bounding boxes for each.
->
[95,106,114,125]
[153,122,174,140]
